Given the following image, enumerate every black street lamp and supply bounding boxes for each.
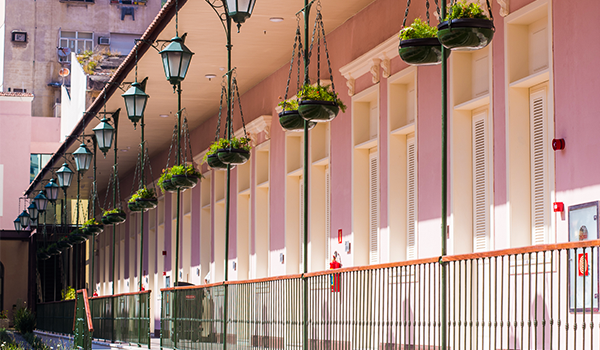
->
[56,163,74,189]
[18,210,31,228]
[122,82,149,127]
[73,142,93,172]
[225,0,257,30]
[44,179,60,202]
[13,217,22,231]
[93,118,115,156]
[27,201,39,223]
[159,37,194,86]
[34,191,49,212]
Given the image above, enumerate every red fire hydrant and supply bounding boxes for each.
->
[330,253,342,292]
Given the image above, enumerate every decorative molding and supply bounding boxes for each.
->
[381,55,391,79]
[346,75,355,96]
[339,35,398,96]
[497,0,509,17]
[371,58,381,84]
[234,114,272,143]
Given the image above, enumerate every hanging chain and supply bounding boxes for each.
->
[166,124,177,170]
[485,0,494,22]
[402,0,412,28]
[102,172,114,210]
[283,17,303,107]
[131,150,141,195]
[114,162,122,208]
[182,113,195,166]
[215,78,227,141]
[425,0,430,24]
[433,0,441,21]
[232,76,248,139]
[307,1,320,84]
[144,146,157,194]
[317,7,337,96]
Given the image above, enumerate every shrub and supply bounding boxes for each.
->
[61,286,76,300]
[82,218,100,227]
[103,208,124,216]
[22,332,50,350]
[128,187,156,203]
[13,308,35,334]
[278,98,299,111]
[399,18,438,40]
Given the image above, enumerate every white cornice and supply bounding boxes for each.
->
[339,35,398,96]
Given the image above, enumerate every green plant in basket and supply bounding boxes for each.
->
[171,163,203,177]
[82,218,100,227]
[157,168,173,190]
[229,137,252,151]
[445,0,489,21]
[129,187,156,203]
[298,84,347,113]
[103,208,124,216]
[202,138,231,163]
[278,98,299,111]
[399,18,438,40]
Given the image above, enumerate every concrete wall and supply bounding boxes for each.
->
[3,0,162,118]
[0,238,30,318]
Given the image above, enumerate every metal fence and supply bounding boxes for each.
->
[160,240,600,349]
[37,299,76,335]
[37,290,151,347]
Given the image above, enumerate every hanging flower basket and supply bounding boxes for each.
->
[47,245,61,256]
[129,187,158,211]
[297,84,346,123]
[57,237,73,249]
[169,164,203,191]
[437,2,494,51]
[162,179,179,192]
[69,229,88,243]
[37,248,51,260]
[158,168,178,193]
[278,100,317,132]
[206,154,230,170]
[218,148,251,165]
[102,208,127,225]
[398,18,443,66]
[128,201,143,212]
[82,218,104,236]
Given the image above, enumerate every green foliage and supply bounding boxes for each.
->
[102,208,124,216]
[170,164,203,177]
[0,310,7,319]
[399,18,438,40]
[0,328,13,344]
[82,218,100,227]
[13,308,35,334]
[278,98,299,111]
[22,333,50,350]
[129,187,156,203]
[298,84,347,113]
[61,286,76,301]
[157,168,173,191]
[445,0,489,21]
[202,137,252,163]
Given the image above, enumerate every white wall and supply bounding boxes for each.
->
[60,52,86,141]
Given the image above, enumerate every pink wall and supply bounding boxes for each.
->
[0,96,33,230]
[30,116,60,154]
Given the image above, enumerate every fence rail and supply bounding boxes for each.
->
[161,240,600,349]
[37,290,151,348]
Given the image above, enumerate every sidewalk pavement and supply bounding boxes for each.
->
[34,331,161,350]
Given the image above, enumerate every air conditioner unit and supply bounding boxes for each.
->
[98,36,110,45]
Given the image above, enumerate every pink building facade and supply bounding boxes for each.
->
[24,0,600,339]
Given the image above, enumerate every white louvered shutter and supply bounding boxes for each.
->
[299,180,304,268]
[530,88,548,245]
[407,137,417,260]
[325,167,331,265]
[369,150,379,264]
[472,111,488,252]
